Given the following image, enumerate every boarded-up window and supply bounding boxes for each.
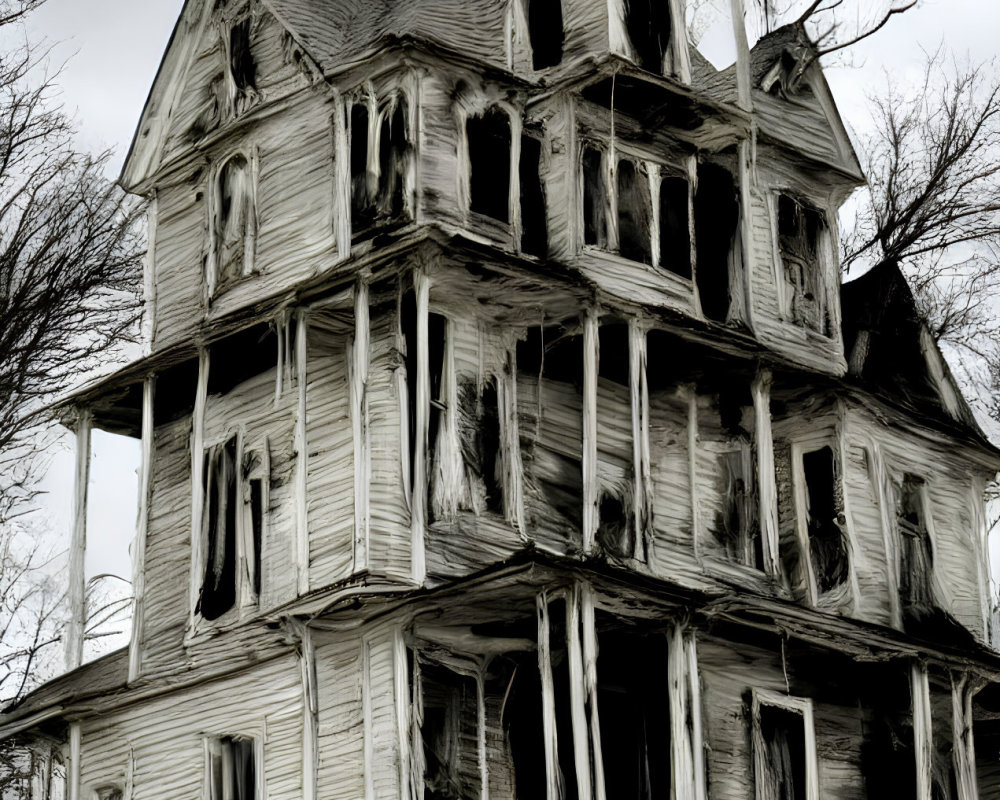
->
[801,445,848,595]
[207,736,257,800]
[617,159,653,265]
[527,0,564,69]
[624,0,672,74]
[467,108,511,222]
[778,194,826,332]
[213,153,255,291]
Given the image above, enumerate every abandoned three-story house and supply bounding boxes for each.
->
[3,0,1000,798]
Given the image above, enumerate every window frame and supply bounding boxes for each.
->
[203,734,264,800]
[770,191,832,335]
[195,426,267,628]
[206,148,259,300]
[750,689,819,800]
[892,471,938,613]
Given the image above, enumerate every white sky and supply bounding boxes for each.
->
[27,0,1000,585]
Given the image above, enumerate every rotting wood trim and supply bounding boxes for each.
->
[65,409,91,673]
[128,377,155,684]
[351,276,371,573]
[566,586,594,800]
[536,592,559,800]
[411,271,430,585]
[750,688,819,800]
[68,721,81,800]
[952,672,981,800]
[394,627,413,800]
[835,400,864,614]
[581,584,607,800]
[142,194,158,356]
[582,310,599,553]
[752,368,781,578]
[500,344,526,535]
[189,347,209,631]
[868,437,903,630]
[295,309,309,596]
[629,320,651,561]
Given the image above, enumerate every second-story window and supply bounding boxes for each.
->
[623,0,672,75]
[350,95,411,235]
[896,473,934,624]
[777,193,827,333]
[206,736,258,800]
[799,445,848,597]
[466,107,511,223]
[526,0,564,69]
[210,152,257,296]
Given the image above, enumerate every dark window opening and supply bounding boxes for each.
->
[199,437,238,620]
[493,649,547,800]
[459,377,504,514]
[624,0,672,74]
[547,599,579,800]
[756,705,807,800]
[208,736,256,800]
[801,446,848,595]
[249,476,263,598]
[228,18,257,113]
[418,662,480,800]
[520,134,548,257]
[778,194,826,332]
[582,148,607,247]
[378,99,409,220]
[527,0,564,70]
[659,175,690,278]
[208,322,281,397]
[467,109,511,222]
[95,787,123,800]
[215,153,253,288]
[596,324,633,558]
[351,103,375,232]
[694,162,739,322]
[716,449,761,569]
[617,160,653,265]
[154,357,200,424]
[897,474,935,627]
[595,617,671,800]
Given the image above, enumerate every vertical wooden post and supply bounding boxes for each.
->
[189,347,209,629]
[411,272,430,584]
[394,628,413,800]
[68,722,81,800]
[952,674,980,800]
[629,321,651,560]
[65,409,92,672]
[582,310,599,553]
[295,309,310,595]
[301,624,318,800]
[686,387,700,557]
[566,589,593,800]
[142,195,158,357]
[912,663,934,800]
[581,585,606,800]
[870,440,903,629]
[352,277,371,573]
[128,377,155,683]
[730,0,752,111]
[536,593,559,800]
[752,369,781,577]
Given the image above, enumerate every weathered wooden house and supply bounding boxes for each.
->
[5,0,1000,798]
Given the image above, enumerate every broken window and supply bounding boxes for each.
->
[595,616,671,800]
[752,694,814,800]
[467,108,511,222]
[896,474,935,625]
[416,662,481,800]
[659,174,691,278]
[227,18,258,115]
[596,323,635,559]
[199,436,263,621]
[623,0,672,74]
[377,98,409,219]
[212,152,256,293]
[351,103,375,232]
[527,0,564,70]
[800,445,848,596]
[777,194,826,333]
[519,133,548,257]
[458,376,504,515]
[207,736,257,800]
[351,96,411,236]
[694,161,739,322]
[582,147,607,248]
[617,159,653,265]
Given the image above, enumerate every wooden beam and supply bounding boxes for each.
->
[301,624,318,800]
[566,589,593,800]
[752,369,781,577]
[295,309,310,595]
[912,662,933,800]
[189,347,209,630]
[68,722,81,800]
[730,0,752,111]
[582,310,599,553]
[65,409,92,672]
[128,377,155,683]
[629,321,651,561]
[411,271,430,584]
[952,673,980,800]
[536,593,560,800]
[581,585,606,800]
[352,276,371,573]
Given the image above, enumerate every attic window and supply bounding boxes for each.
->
[527,0,564,69]
[777,194,827,333]
[207,736,257,800]
[467,108,511,222]
[799,445,848,597]
[624,0,672,75]
[227,18,258,115]
[210,152,256,295]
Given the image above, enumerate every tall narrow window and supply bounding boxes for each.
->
[800,445,848,595]
[897,474,934,620]
[227,18,258,115]
[617,159,653,265]
[582,147,607,247]
[659,174,690,278]
[417,662,480,800]
[377,98,409,219]
[207,736,257,800]
[520,134,547,256]
[694,161,739,322]
[200,437,238,620]
[527,0,564,69]
[467,108,511,222]
[777,194,826,332]
[213,153,255,292]
[351,103,375,232]
[752,696,814,800]
[624,0,672,74]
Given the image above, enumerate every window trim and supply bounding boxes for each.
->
[206,148,259,300]
[750,689,819,800]
[770,190,832,335]
[461,102,522,239]
[892,470,938,611]
[203,734,264,800]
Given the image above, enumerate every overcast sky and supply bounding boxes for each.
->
[28,0,999,584]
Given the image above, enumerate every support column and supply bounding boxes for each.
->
[582,310,599,554]
[189,347,209,628]
[411,272,430,585]
[295,309,310,595]
[912,663,933,800]
[68,722,81,800]
[128,377,155,683]
[352,276,371,573]
[953,673,980,800]
[629,321,651,561]
[65,409,92,672]
[752,369,781,577]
